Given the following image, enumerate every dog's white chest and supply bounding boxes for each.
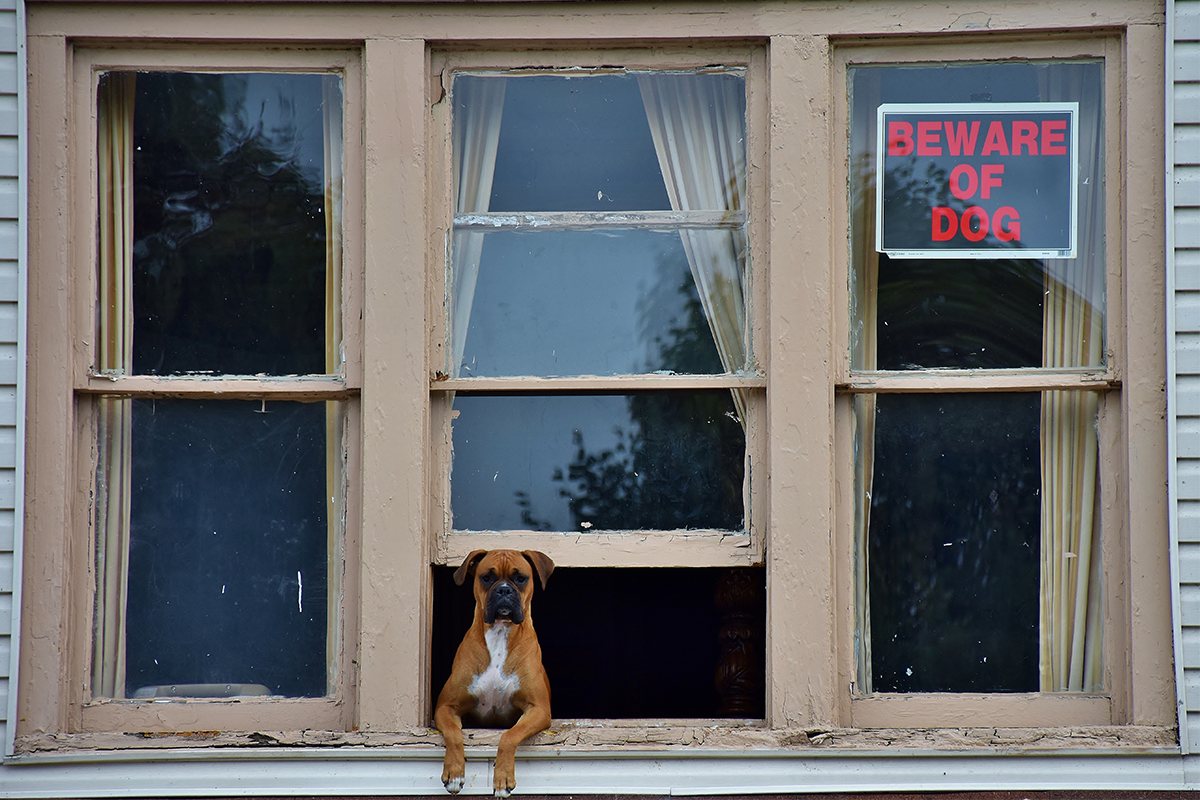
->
[468,622,521,721]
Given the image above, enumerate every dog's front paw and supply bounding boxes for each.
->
[443,776,464,795]
[493,765,516,797]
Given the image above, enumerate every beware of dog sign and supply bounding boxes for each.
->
[875,102,1079,259]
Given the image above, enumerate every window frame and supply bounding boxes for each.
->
[14,0,1173,755]
[52,46,364,735]
[426,47,771,571]
[830,35,1161,728]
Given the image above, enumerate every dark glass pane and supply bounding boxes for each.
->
[124,399,329,698]
[451,392,745,532]
[876,255,1044,369]
[865,393,1040,693]
[474,74,672,213]
[459,230,726,377]
[123,72,338,375]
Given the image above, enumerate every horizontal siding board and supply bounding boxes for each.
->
[1181,42,1200,78]
[1179,85,1200,124]
[1179,500,1200,542]
[1180,208,1200,249]
[1180,2,1200,39]
[1181,542,1200,583]
[1179,125,1200,165]
[1174,291,1200,331]
[1184,627,1200,665]
[1181,166,1200,207]
[1179,583,1200,626]
[1175,333,1200,372]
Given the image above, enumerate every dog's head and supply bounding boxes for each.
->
[454,549,554,626]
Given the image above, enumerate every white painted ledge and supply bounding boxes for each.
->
[0,748,1198,797]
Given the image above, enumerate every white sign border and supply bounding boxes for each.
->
[874,102,1080,260]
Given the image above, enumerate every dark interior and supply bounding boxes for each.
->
[431,566,765,720]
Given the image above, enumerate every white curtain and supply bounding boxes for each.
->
[1038,65,1105,692]
[639,73,749,423]
[450,78,506,376]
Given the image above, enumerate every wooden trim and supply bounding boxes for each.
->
[79,375,358,399]
[850,693,1112,729]
[840,370,1119,393]
[433,374,766,392]
[453,210,746,231]
[440,531,757,568]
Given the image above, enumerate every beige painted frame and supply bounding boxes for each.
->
[829,34,1170,729]
[22,42,365,735]
[16,0,1171,752]
[426,46,770,570]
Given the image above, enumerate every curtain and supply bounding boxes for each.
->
[639,73,749,423]
[449,78,506,376]
[93,72,137,699]
[322,75,345,691]
[1038,65,1105,692]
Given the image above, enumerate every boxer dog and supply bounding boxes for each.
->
[435,549,554,797]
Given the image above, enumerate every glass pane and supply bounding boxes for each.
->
[860,392,1042,693]
[96,398,333,698]
[451,392,745,532]
[457,72,746,213]
[849,61,1104,370]
[457,229,732,377]
[103,71,342,375]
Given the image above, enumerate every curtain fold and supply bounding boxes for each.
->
[1038,65,1106,693]
[450,78,506,376]
[93,72,137,699]
[322,75,345,693]
[639,73,749,423]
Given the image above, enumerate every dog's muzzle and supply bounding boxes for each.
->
[484,582,525,625]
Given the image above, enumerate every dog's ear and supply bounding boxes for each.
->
[522,550,555,590]
[454,550,489,586]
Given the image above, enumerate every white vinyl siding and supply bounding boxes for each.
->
[0,0,19,758]
[1174,0,1200,753]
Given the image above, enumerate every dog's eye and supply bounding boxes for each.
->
[480,574,496,586]
[513,574,528,585]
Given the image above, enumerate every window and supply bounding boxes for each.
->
[837,41,1129,727]
[428,54,769,719]
[16,4,1172,757]
[61,49,362,733]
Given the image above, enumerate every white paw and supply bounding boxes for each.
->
[444,777,464,794]
[494,789,512,799]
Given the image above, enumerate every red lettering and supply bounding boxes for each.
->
[888,121,914,156]
[1042,119,1067,155]
[932,207,957,241]
[981,121,1010,156]
[917,120,942,156]
[980,164,1004,199]
[1011,120,1039,155]
[961,206,989,242]
[949,164,978,200]
[943,120,981,156]
[994,206,1021,242]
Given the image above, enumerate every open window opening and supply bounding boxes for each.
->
[432,566,766,720]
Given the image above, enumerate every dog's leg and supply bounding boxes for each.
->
[493,704,551,798]
[434,704,467,794]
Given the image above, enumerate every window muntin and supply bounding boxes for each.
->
[445,69,752,538]
[91,70,346,700]
[848,60,1108,696]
